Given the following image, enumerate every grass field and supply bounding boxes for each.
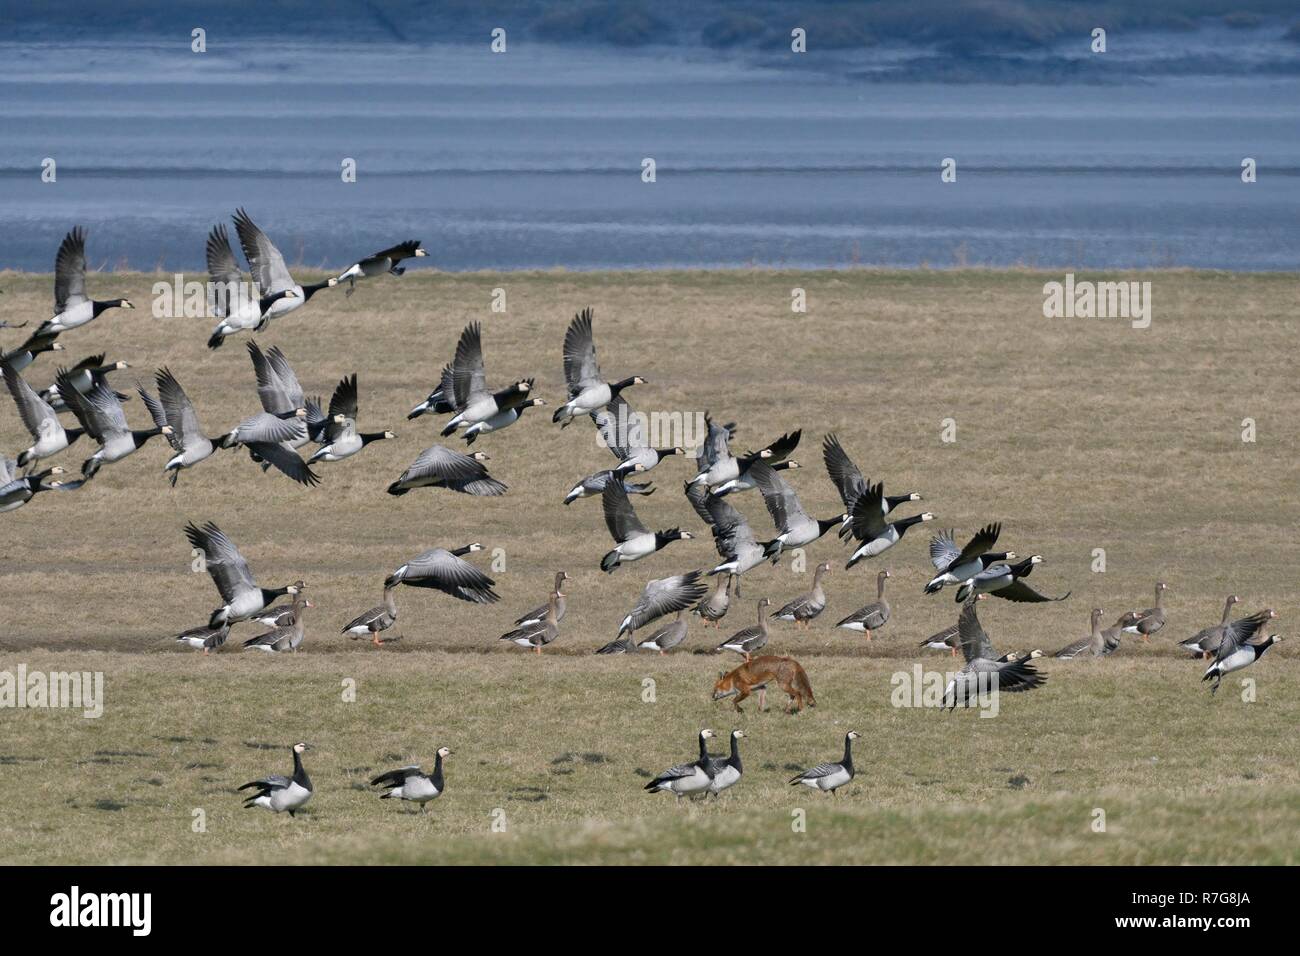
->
[1,268,1298,864]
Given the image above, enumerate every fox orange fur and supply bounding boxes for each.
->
[712,655,815,713]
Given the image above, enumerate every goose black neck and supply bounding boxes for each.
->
[697,733,711,762]
[301,280,332,300]
[259,291,291,312]
[1008,557,1034,576]
[842,735,855,773]
[91,299,126,317]
[261,585,290,604]
[292,749,310,789]
[816,516,840,535]
[360,432,389,446]
[451,545,475,557]
[610,376,640,394]
[131,427,162,447]
[431,753,445,789]
[654,529,684,549]
[728,734,743,771]
[895,513,928,532]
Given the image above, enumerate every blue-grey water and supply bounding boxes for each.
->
[1,34,1298,273]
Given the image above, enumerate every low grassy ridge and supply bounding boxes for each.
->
[1,269,1298,864]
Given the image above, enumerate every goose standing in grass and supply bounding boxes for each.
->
[335,240,427,295]
[185,522,305,627]
[920,620,962,656]
[35,227,134,336]
[0,330,63,373]
[239,742,312,816]
[705,730,746,797]
[341,585,399,646]
[500,591,560,653]
[371,748,451,811]
[513,571,571,629]
[3,363,83,466]
[308,374,394,464]
[592,394,683,476]
[175,621,230,655]
[790,731,861,795]
[38,353,130,412]
[822,433,921,526]
[0,463,74,513]
[841,482,935,568]
[552,308,645,427]
[136,368,221,486]
[923,523,1010,594]
[643,729,716,799]
[835,569,891,639]
[954,554,1069,604]
[615,570,708,642]
[707,430,801,497]
[388,445,506,496]
[717,598,771,659]
[56,368,170,479]
[692,573,733,629]
[600,481,693,572]
[243,594,314,652]
[686,483,770,594]
[774,562,832,629]
[203,223,300,349]
[1204,633,1283,695]
[1177,595,1242,658]
[385,543,499,604]
[638,611,689,654]
[563,468,654,504]
[232,207,337,322]
[1125,582,1169,642]
[1054,608,1120,659]
[437,323,534,439]
[751,461,843,560]
[251,583,310,626]
[945,598,1046,710]
[1181,605,1275,660]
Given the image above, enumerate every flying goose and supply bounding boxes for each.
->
[308,374,394,463]
[615,570,708,640]
[514,571,571,628]
[835,569,892,639]
[499,591,560,653]
[204,223,301,349]
[38,353,130,412]
[637,611,689,654]
[56,367,170,478]
[243,595,314,652]
[822,433,921,521]
[335,240,427,295]
[3,363,83,466]
[790,731,861,794]
[136,368,220,486]
[708,458,801,497]
[923,523,1011,594]
[1181,605,1275,660]
[385,543,499,603]
[1054,608,1121,659]
[1177,595,1242,658]
[388,445,505,496]
[239,742,313,816]
[688,413,799,493]
[643,729,716,799]
[705,729,746,797]
[0,330,64,373]
[945,598,1047,709]
[174,621,230,654]
[248,342,324,450]
[592,394,683,476]
[841,482,935,568]
[706,427,802,496]
[35,227,134,336]
[1124,582,1168,642]
[774,562,832,629]
[750,461,843,560]
[686,483,770,593]
[1204,633,1283,695]
[562,468,654,504]
[232,207,336,322]
[408,363,456,420]
[552,308,645,427]
[954,554,1069,604]
[341,584,399,646]
[371,748,451,811]
[600,481,693,572]
[465,397,546,445]
[0,464,74,513]
[692,573,733,629]
[220,343,320,486]
[438,323,534,438]
[185,521,305,627]
[717,598,771,659]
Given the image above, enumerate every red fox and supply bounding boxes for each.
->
[712,655,816,714]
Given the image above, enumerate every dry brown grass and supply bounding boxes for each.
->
[1,269,1297,864]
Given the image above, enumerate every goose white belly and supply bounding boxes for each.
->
[393,777,441,803]
[619,534,657,561]
[29,429,70,460]
[50,300,95,330]
[1208,647,1253,676]
[315,434,362,461]
[268,782,312,813]
[710,766,741,793]
[809,767,851,791]
[265,287,305,319]
[852,529,900,561]
[664,767,711,795]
